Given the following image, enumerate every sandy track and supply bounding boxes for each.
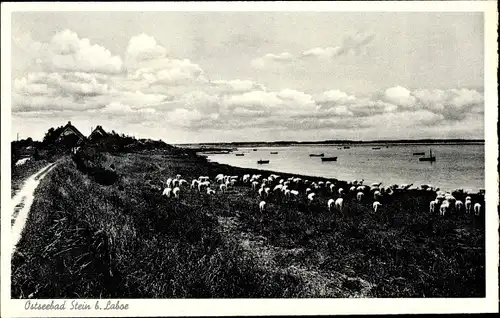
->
[11,162,58,256]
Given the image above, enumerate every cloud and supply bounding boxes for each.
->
[382,86,417,108]
[301,32,375,59]
[211,79,266,93]
[251,52,294,69]
[126,33,167,64]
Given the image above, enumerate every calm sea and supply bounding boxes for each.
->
[204,144,485,193]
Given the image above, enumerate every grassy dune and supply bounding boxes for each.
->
[11,147,485,298]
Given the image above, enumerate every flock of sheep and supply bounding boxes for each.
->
[157,173,483,218]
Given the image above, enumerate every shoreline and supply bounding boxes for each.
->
[195,152,484,197]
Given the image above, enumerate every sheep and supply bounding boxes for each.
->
[465,196,472,201]
[179,179,188,186]
[306,188,312,195]
[220,184,227,193]
[273,185,284,192]
[251,181,259,190]
[284,189,291,197]
[172,179,179,187]
[307,192,316,202]
[455,200,464,214]
[330,184,335,192]
[290,190,299,196]
[465,198,473,215]
[264,187,271,196]
[176,174,181,179]
[429,199,439,214]
[400,183,413,190]
[373,201,382,213]
[439,201,450,216]
[206,188,216,195]
[259,200,266,212]
[373,190,381,201]
[474,203,481,216]
[357,191,364,202]
[198,181,210,192]
[215,173,224,180]
[162,187,172,197]
[335,198,344,211]
[166,178,173,187]
[371,182,382,188]
[173,187,181,199]
[338,188,344,196]
[327,198,335,212]
[191,179,199,189]
[350,186,356,193]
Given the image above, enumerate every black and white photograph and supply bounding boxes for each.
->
[1,1,498,317]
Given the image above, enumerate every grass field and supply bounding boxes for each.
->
[11,146,485,298]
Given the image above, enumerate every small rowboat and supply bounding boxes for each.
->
[372,147,381,150]
[343,146,351,149]
[270,151,278,154]
[235,153,245,156]
[309,153,324,157]
[321,157,338,162]
[419,149,436,162]
[257,159,270,164]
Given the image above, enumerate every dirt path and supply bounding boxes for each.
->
[217,215,375,298]
[11,162,58,256]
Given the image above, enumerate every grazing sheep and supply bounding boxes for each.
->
[455,200,464,214]
[191,179,199,189]
[373,190,381,201]
[290,190,299,196]
[206,188,216,195]
[307,192,316,202]
[198,181,210,192]
[373,201,382,213]
[284,189,291,197]
[274,185,284,192]
[327,198,335,212]
[440,201,450,216]
[162,187,172,197]
[173,187,181,199]
[251,181,259,190]
[474,203,481,216]
[330,184,335,192]
[172,179,179,187]
[465,198,473,215]
[350,186,356,193]
[176,174,181,179]
[220,184,227,193]
[306,188,312,195]
[264,187,271,196]
[357,192,364,202]
[465,196,472,201]
[429,199,439,214]
[338,188,344,196]
[166,178,173,187]
[335,198,344,211]
[259,201,266,212]
[179,179,188,186]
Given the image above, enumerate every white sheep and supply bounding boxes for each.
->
[474,203,481,216]
[166,178,173,188]
[338,188,344,196]
[191,179,199,189]
[162,187,172,197]
[335,198,344,211]
[373,201,382,213]
[327,198,335,212]
[173,187,181,199]
[455,200,464,214]
[357,191,364,202]
[251,181,259,190]
[290,190,299,196]
[350,186,356,193]
[179,179,188,186]
[176,174,181,179]
[439,201,450,216]
[371,182,382,187]
[307,192,316,202]
[220,184,227,193]
[259,200,266,212]
[274,184,283,192]
[306,188,312,195]
[330,184,335,192]
[198,181,210,192]
[264,187,271,196]
[373,190,381,201]
[429,199,439,214]
[284,189,291,197]
[172,179,179,187]
[206,188,216,195]
[465,198,472,215]
[258,187,265,197]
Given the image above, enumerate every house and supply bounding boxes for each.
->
[56,121,87,153]
[88,125,109,142]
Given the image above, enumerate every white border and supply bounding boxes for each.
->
[1,1,498,317]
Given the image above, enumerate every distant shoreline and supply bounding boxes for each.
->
[177,139,485,149]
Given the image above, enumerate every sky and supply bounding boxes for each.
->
[10,11,484,143]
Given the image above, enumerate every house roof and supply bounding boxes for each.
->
[88,125,108,140]
[57,121,86,141]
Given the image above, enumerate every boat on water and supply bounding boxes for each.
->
[321,157,338,162]
[235,153,245,156]
[257,159,270,164]
[372,147,381,150]
[270,151,278,154]
[253,149,257,151]
[309,153,325,157]
[338,147,343,149]
[343,146,350,149]
[419,149,436,162]
[413,152,425,156]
